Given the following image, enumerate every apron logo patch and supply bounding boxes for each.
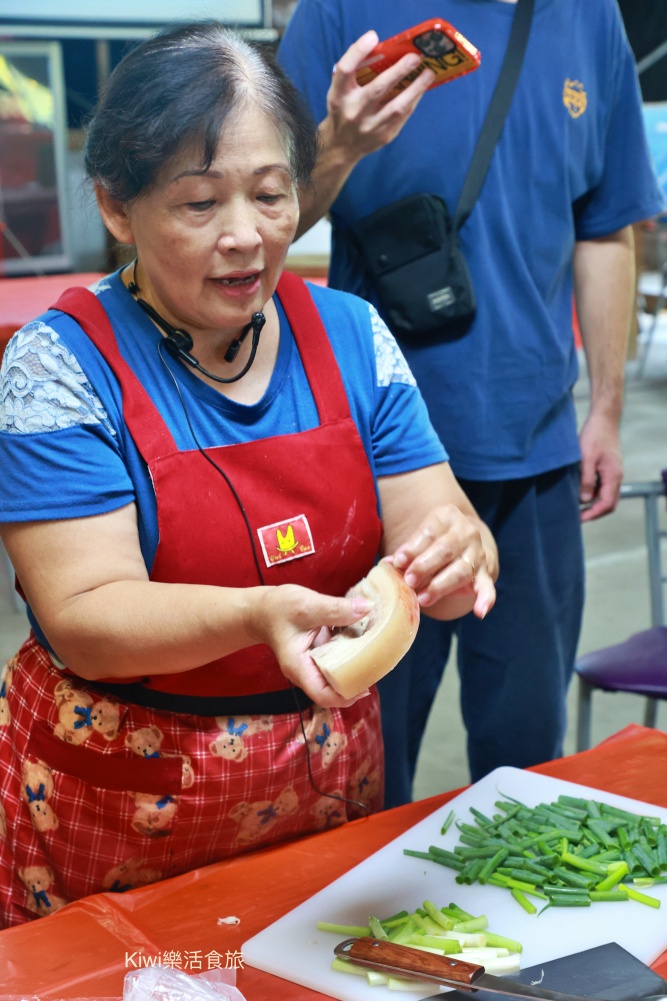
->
[257,515,315,567]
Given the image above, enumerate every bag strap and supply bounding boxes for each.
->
[454,0,534,230]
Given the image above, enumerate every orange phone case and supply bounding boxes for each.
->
[356,18,481,96]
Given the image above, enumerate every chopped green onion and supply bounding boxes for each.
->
[316,922,370,936]
[632,844,661,877]
[510,888,537,914]
[558,794,588,809]
[369,915,388,939]
[455,845,506,859]
[589,890,629,902]
[657,832,667,867]
[423,899,454,931]
[549,892,590,907]
[478,848,510,884]
[452,915,488,932]
[560,851,608,876]
[456,858,487,885]
[408,934,462,952]
[331,958,367,977]
[543,885,588,897]
[470,807,495,827]
[594,861,629,892]
[552,866,597,889]
[440,809,456,835]
[381,912,410,929]
[388,918,416,944]
[618,884,661,908]
[405,794,667,916]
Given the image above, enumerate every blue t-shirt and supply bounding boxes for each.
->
[279,0,666,480]
[0,272,445,644]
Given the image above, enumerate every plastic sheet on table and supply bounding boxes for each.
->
[123,966,246,1001]
[2,968,247,1001]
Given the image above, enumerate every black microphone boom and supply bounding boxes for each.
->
[132,293,266,384]
[164,310,265,384]
[127,259,265,383]
[224,312,265,363]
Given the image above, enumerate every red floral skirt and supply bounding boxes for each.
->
[0,635,383,928]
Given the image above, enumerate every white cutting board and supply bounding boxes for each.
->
[243,767,667,1001]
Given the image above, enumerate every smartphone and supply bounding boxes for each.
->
[356,18,481,97]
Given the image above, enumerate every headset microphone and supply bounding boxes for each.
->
[161,310,265,384]
[224,312,265,363]
[160,328,195,361]
[128,263,266,384]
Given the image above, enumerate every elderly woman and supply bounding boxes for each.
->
[0,21,497,926]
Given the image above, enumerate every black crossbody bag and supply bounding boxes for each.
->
[350,0,534,341]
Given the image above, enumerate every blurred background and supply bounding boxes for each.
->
[0,0,665,279]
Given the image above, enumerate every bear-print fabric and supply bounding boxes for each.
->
[0,637,383,928]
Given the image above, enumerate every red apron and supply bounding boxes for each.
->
[54,271,383,701]
[0,273,385,928]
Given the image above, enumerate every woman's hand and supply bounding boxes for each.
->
[389,504,497,620]
[378,464,498,622]
[244,584,374,708]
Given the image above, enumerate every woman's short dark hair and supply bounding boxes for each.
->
[84,21,319,202]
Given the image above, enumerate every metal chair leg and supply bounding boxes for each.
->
[576,676,593,752]
[643,697,659,729]
[637,260,667,379]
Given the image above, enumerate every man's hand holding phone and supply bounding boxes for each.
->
[356,19,480,96]
[292,21,477,237]
[323,29,436,164]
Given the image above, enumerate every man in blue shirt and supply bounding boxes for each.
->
[279,0,665,804]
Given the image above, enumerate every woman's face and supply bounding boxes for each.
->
[118,104,299,339]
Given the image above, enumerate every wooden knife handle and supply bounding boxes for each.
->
[341,938,485,983]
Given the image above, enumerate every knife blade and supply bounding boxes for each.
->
[333,938,596,1001]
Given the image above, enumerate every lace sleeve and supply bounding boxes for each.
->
[369,304,417,388]
[0,321,115,436]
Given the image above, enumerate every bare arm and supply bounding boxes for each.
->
[574,225,634,522]
[0,504,373,707]
[296,31,434,238]
[378,463,498,621]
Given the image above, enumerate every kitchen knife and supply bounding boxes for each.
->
[333,938,637,1001]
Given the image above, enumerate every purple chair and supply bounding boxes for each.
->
[575,475,667,751]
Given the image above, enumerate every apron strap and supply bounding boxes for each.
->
[53,275,352,458]
[276,272,353,424]
[52,287,179,461]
